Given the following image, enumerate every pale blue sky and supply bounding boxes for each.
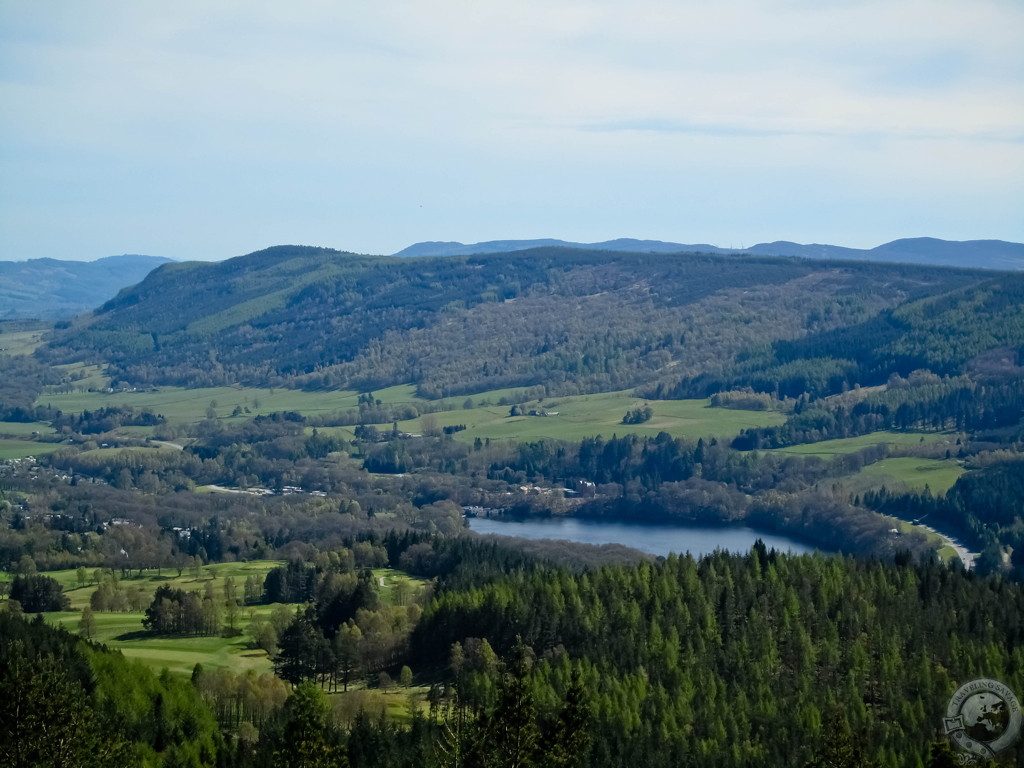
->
[1,1,1022,261]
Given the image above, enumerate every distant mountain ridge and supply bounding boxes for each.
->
[43,243,1020,401]
[0,254,173,320]
[395,237,1024,270]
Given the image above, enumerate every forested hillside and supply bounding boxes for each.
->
[655,277,1024,400]
[0,612,220,766]
[43,245,998,398]
[6,537,1023,767]
[410,543,1024,767]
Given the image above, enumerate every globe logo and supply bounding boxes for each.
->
[944,679,1021,761]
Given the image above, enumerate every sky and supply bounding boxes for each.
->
[1,1,1023,262]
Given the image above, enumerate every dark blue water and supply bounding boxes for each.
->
[467,516,813,558]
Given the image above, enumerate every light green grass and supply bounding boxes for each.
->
[40,560,283,675]
[27,561,429,677]
[767,431,952,458]
[394,391,785,443]
[48,608,279,675]
[51,362,111,391]
[855,457,965,494]
[0,328,47,355]
[0,438,63,459]
[76,444,183,459]
[371,568,429,605]
[115,425,164,436]
[42,560,284,611]
[0,421,55,437]
[35,383,781,443]
[35,384,424,426]
[35,382,781,443]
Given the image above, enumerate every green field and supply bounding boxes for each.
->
[31,561,282,675]
[53,361,112,391]
[0,438,63,459]
[0,420,55,437]
[4,561,429,677]
[34,382,782,443]
[391,391,785,443]
[75,444,185,460]
[36,560,282,611]
[50,609,279,675]
[0,327,47,355]
[35,383,422,426]
[853,457,965,494]
[767,431,953,458]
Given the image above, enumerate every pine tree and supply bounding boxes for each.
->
[271,682,344,768]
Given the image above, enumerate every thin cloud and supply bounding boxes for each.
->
[581,119,1024,144]
[0,1,1021,259]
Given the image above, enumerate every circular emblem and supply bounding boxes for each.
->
[944,678,1021,760]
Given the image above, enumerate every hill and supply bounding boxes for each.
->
[0,254,173,319]
[394,237,710,257]
[41,244,1021,400]
[397,236,1024,270]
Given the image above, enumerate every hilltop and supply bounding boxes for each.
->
[40,244,1023,402]
[396,236,1024,270]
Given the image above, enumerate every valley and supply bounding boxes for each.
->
[2,243,1023,767]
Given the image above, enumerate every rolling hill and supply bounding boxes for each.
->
[396,236,1024,270]
[0,254,173,319]
[40,244,1023,402]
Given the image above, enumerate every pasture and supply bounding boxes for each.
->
[850,457,965,495]
[36,383,422,426]
[766,431,953,458]
[34,381,784,443]
[0,420,55,437]
[0,327,47,355]
[393,391,785,443]
[0,437,63,459]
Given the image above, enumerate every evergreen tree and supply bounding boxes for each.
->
[270,682,344,768]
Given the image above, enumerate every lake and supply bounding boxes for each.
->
[467,516,813,558]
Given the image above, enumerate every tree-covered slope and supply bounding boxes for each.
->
[0,612,220,767]
[410,545,1024,767]
[44,246,993,398]
[651,272,1024,400]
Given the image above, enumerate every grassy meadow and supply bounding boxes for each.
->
[0,421,61,458]
[854,457,965,495]
[34,382,784,444]
[0,327,47,355]
[766,430,953,458]
[393,390,785,443]
[2,561,430,678]
[36,383,422,426]
[0,420,55,437]
[0,437,63,459]
[33,560,283,674]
